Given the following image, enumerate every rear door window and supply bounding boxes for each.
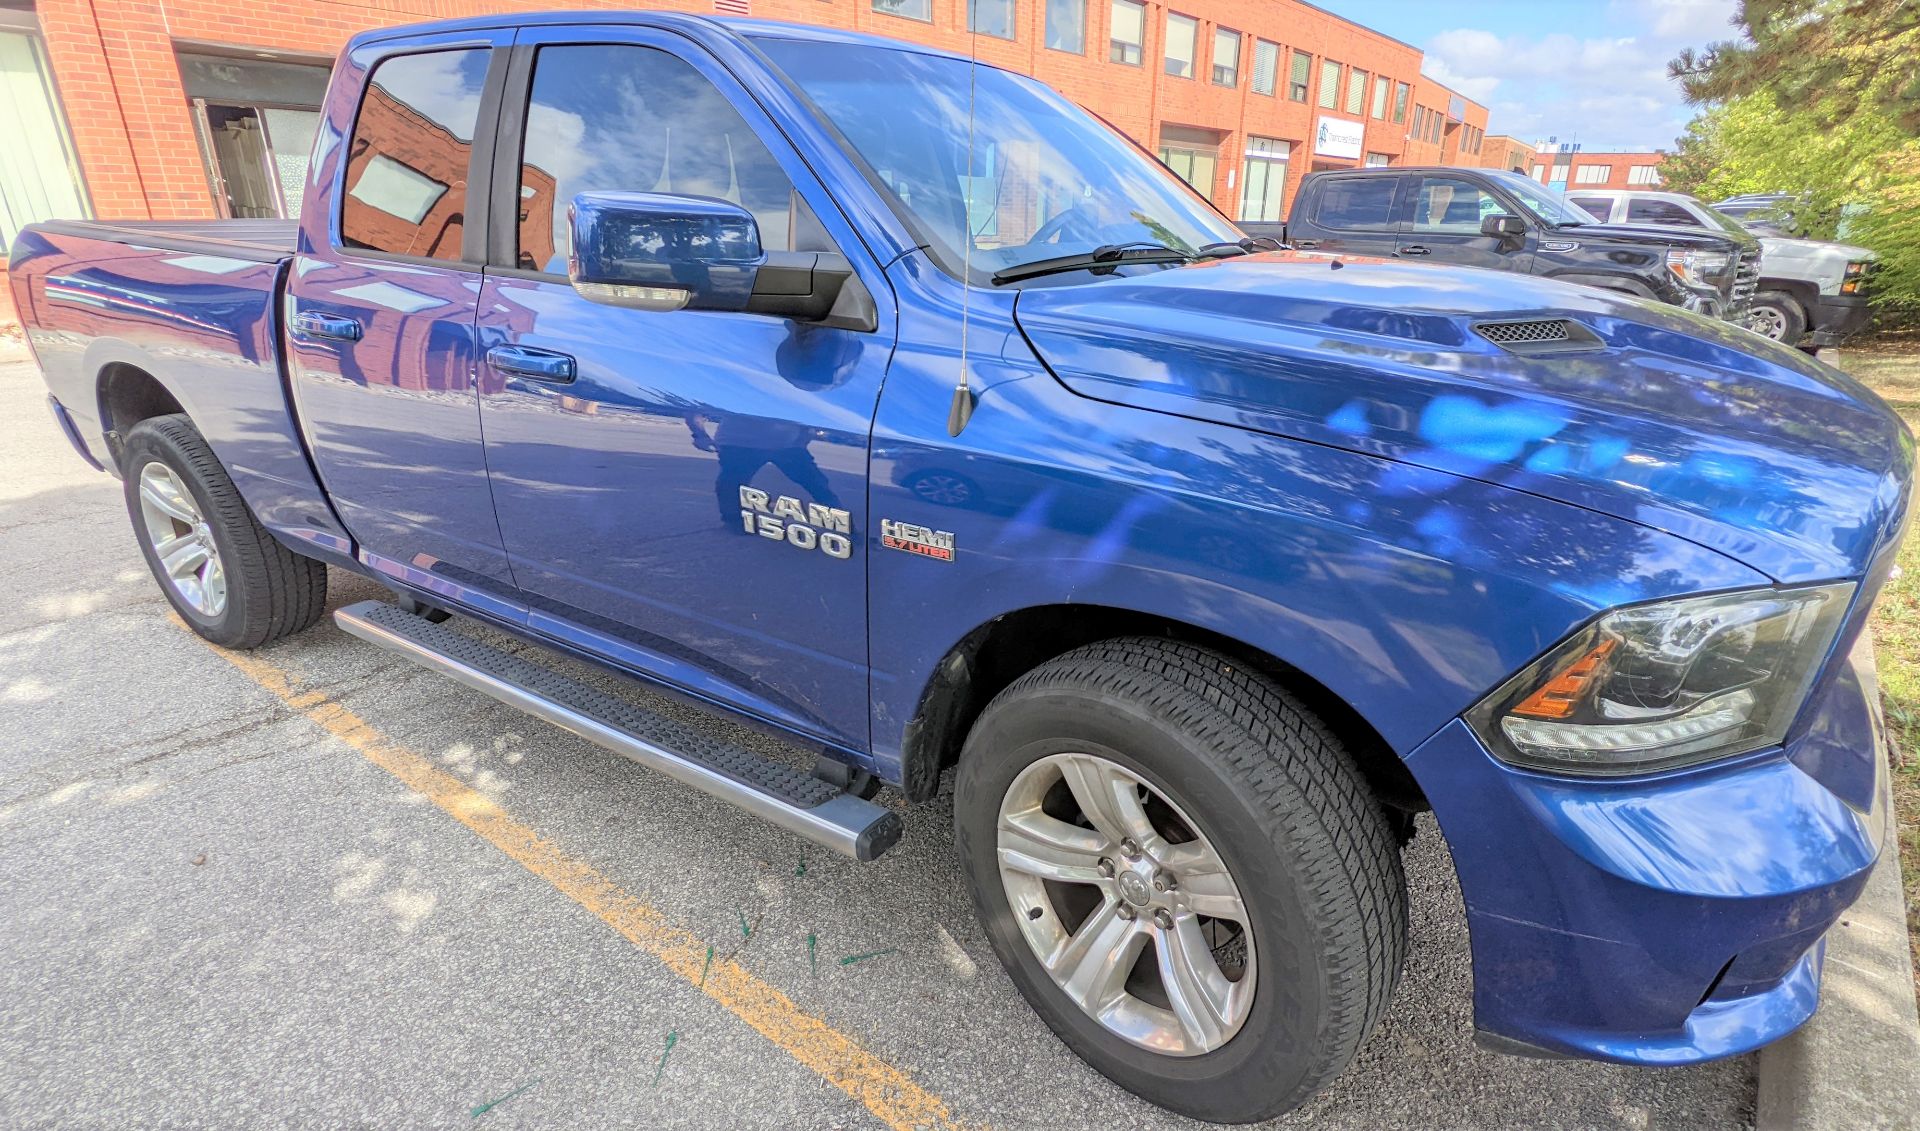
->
[1312,176,1400,229]
[340,49,492,262]
[1567,196,1613,222]
[1625,198,1696,227]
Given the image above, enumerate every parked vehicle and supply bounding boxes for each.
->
[1568,189,1874,348]
[7,14,1909,1123]
[1257,167,1761,324]
[1716,192,1802,236]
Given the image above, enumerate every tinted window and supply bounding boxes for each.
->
[1568,196,1612,221]
[517,44,796,273]
[1407,176,1499,232]
[341,49,490,261]
[1313,177,1398,229]
[1626,198,1696,227]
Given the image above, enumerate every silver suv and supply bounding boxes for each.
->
[1566,189,1873,349]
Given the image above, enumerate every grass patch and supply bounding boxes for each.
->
[1832,343,1920,991]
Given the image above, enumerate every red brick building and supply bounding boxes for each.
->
[1,0,1502,274]
[1528,146,1667,191]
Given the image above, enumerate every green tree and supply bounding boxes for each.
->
[1666,1,1920,315]
[1669,0,1920,132]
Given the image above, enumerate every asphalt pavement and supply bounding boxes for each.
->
[0,341,1754,1129]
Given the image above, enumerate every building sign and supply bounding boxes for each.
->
[1313,115,1363,160]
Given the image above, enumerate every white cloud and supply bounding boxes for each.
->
[1422,0,1738,150]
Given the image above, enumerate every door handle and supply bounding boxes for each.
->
[1398,245,1430,256]
[1292,239,1319,249]
[487,344,576,384]
[292,310,362,341]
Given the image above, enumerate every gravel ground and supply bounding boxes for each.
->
[0,342,1755,1129]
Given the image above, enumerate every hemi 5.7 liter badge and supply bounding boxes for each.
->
[881,518,956,562]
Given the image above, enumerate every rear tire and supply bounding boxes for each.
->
[955,638,1406,1123]
[122,414,328,648]
[1749,290,1807,346]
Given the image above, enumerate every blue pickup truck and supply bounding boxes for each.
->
[7,13,1910,1122]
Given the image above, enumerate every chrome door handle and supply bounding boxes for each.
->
[487,344,576,384]
[293,311,362,341]
[1398,245,1430,256]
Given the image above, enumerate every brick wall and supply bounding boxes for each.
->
[1552,151,1667,190]
[27,0,1491,229]
[1480,135,1536,175]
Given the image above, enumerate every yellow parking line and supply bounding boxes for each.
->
[192,627,965,1131]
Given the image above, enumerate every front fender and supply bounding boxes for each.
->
[865,349,1769,786]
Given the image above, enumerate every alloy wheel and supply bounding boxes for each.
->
[136,461,228,618]
[996,751,1256,1056]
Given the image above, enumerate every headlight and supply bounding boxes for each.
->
[1841,260,1870,295]
[1468,584,1853,776]
[1666,248,1731,288]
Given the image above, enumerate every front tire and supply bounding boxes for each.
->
[122,414,327,648]
[955,638,1406,1123]
[1749,290,1808,346]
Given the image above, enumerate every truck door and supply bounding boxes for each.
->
[1289,173,1404,256]
[472,27,893,751]
[1396,173,1534,272]
[283,31,521,618]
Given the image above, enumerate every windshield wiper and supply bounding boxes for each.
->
[1198,236,1282,257]
[991,242,1193,285]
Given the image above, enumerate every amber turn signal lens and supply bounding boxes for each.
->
[1511,638,1616,720]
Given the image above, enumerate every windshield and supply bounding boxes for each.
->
[755,37,1241,284]
[1483,171,1595,226]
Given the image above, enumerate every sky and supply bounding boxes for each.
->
[1315,0,1743,151]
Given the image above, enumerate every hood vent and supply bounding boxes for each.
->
[1472,318,1603,355]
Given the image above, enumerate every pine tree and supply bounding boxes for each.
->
[1669,0,1920,132]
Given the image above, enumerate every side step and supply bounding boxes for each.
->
[333,601,903,861]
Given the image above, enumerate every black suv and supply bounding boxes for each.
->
[1256,167,1760,325]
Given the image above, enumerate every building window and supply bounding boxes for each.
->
[1288,49,1311,101]
[0,30,90,246]
[1628,164,1659,185]
[1345,68,1367,116]
[1532,164,1547,181]
[1238,136,1290,222]
[1159,129,1219,198]
[969,0,1016,38]
[1110,0,1145,65]
[1318,59,1341,109]
[1164,13,1196,77]
[1370,75,1389,119]
[341,48,490,262]
[1251,40,1279,95]
[1045,0,1086,53]
[872,0,934,20]
[1392,81,1409,124]
[1411,106,1424,137]
[1573,164,1610,184]
[1365,152,1391,167]
[1212,28,1240,86]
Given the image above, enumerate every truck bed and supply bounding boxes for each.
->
[25,218,298,262]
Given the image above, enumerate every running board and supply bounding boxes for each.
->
[333,601,903,861]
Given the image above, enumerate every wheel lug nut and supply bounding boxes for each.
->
[1096,858,1115,879]
[1119,838,1140,859]
[1152,871,1174,892]
[1116,903,1136,921]
[1153,908,1174,929]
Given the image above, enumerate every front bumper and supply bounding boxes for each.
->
[1407,636,1886,1064]
[1806,292,1873,348]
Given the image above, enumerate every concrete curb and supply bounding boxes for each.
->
[1755,768,1920,1129]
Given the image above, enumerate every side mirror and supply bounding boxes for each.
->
[1481,213,1527,240]
[568,190,859,323]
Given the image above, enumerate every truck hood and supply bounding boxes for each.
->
[1562,221,1756,251]
[1014,253,1912,582]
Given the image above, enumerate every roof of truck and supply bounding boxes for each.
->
[350,11,979,65]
